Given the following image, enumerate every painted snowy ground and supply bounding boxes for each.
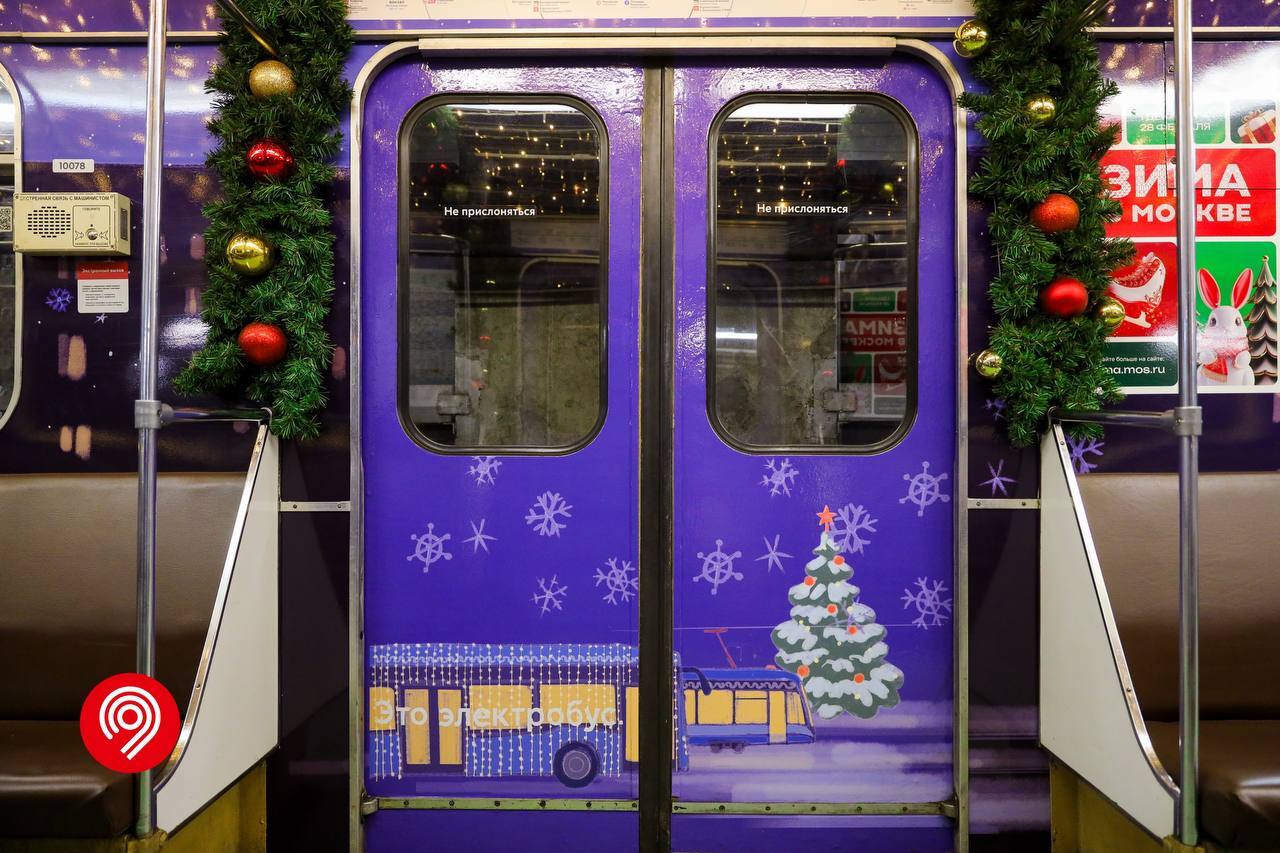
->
[675,699,953,804]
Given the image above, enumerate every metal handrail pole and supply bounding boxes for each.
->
[134,0,168,838]
[161,405,273,425]
[1172,0,1202,843]
[1053,408,1176,430]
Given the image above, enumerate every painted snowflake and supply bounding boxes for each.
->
[525,491,572,537]
[755,534,792,573]
[406,522,452,573]
[830,503,878,554]
[532,575,569,615]
[900,461,951,517]
[1066,435,1105,474]
[984,397,1007,422]
[594,558,638,605]
[980,459,1016,497]
[693,539,743,595]
[902,577,953,629]
[463,518,497,553]
[759,458,799,497]
[468,456,503,486]
[45,287,72,312]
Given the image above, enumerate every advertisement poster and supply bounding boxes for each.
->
[1101,93,1280,394]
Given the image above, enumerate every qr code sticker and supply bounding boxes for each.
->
[0,206,13,233]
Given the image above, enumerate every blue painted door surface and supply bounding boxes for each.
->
[669,60,957,817]
[360,54,956,853]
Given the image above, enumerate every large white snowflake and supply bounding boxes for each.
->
[594,558,638,605]
[532,575,569,615]
[830,503,877,554]
[902,577,953,629]
[468,456,503,486]
[755,534,792,573]
[525,491,572,537]
[1066,435,1105,474]
[406,522,452,573]
[463,518,497,553]
[900,461,950,517]
[760,458,799,497]
[693,539,743,595]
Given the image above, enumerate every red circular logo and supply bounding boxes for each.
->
[79,673,180,773]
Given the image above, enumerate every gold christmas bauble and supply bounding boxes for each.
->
[248,60,296,98]
[225,233,276,277]
[953,20,990,58]
[1096,297,1126,330]
[974,348,1004,379]
[1026,95,1057,125]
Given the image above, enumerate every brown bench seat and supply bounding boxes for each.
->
[1079,471,1280,850]
[1147,721,1280,850]
[0,473,241,839]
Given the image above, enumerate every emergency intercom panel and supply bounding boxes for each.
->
[14,192,131,257]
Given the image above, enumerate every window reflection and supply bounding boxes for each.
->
[712,100,915,448]
[402,101,604,449]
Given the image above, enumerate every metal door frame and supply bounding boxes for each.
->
[348,33,969,853]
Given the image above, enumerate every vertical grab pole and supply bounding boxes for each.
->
[1172,0,1202,845]
[133,0,168,838]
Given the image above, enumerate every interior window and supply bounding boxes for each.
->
[0,85,17,423]
[401,100,604,450]
[711,99,915,449]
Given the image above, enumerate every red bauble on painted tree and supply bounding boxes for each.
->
[238,322,287,366]
[1040,277,1090,317]
[245,139,296,182]
[1030,193,1080,234]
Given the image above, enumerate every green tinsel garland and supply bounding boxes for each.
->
[958,0,1133,447]
[174,0,353,439]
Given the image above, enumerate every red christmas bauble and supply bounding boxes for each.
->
[833,555,845,565]
[246,139,295,182]
[797,665,810,678]
[854,673,865,684]
[847,625,858,635]
[238,322,287,366]
[1030,193,1080,234]
[826,604,838,614]
[1040,277,1090,317]
[803,576,816,587]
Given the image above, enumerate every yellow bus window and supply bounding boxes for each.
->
[467,685,533,730]
[539,683,618,726]
[683,689,696,725]
[698,689,734,724]
[786,691,806,724]
[735,690,768,724]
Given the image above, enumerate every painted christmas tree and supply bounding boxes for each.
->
[770,507,903,719]
[1247,255,1278,384]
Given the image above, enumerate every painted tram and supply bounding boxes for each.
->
[0,0,1278,852]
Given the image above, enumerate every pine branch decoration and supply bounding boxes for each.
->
[174,0,353,440]
[958,0,1132,446]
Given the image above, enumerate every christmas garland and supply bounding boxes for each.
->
[955,1,1133,447]
[174,0,354,439]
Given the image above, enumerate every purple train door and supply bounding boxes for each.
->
[668,58,957,849]
[359,59,646,851]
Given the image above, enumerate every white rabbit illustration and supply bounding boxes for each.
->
[1196,267,1255,387]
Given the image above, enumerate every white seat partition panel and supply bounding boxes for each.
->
[156,428,279,832]
[1039,424,1176,839]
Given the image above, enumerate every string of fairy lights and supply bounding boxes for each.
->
[406,106,908,224]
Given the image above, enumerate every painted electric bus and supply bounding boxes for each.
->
[680,668,816,751]
[367,643,690,788]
